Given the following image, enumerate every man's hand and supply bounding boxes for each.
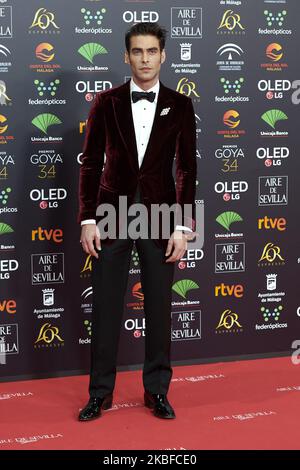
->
[80,224,101,259]
[165,230,192,263]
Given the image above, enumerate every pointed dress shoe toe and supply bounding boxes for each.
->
[78,394,113,421]
[144,391,176,419]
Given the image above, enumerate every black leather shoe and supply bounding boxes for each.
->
[78,393,113,421]
[144,391,176,419]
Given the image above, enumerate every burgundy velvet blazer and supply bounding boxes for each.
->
[78,80,197,249]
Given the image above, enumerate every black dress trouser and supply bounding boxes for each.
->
[89,185,175,397]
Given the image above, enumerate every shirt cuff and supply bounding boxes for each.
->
[175,225,193,232]
[81,219,96,226]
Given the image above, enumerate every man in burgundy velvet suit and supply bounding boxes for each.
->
[78,23,197,421]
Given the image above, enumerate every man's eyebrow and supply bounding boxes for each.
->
[131,47,159,52]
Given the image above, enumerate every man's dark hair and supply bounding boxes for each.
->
[125,22,167,52]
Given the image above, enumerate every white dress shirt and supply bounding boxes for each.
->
[81,78,191,233]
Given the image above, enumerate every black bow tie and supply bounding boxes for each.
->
[131,91,156,103]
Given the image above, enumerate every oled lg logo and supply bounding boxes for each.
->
[258,79,291,100]
[29,188,67,209]
[125,318,145,339]
[123,11,159,24]
[0,259,18,280]
[256,146,289,167]
[177,249,204,270]
[75,80,112,102]
[214,180,248,201]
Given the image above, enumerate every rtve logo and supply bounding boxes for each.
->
[31,227,63,243]
[0,299,16,314]
[214,283,244,298]
[258,216,286,231]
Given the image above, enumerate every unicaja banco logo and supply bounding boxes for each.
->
[78,43,108,64]
[216,211,243,231]
[172,279,199,299]
[261,109,288,129]
[0,221,13,234]
[32,113,62,134]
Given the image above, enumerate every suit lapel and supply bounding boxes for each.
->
[112,80,139,173]
[140,82,175,171]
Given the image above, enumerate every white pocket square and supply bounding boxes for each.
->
[160,107,170,116]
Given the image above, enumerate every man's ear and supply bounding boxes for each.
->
[124,51,129,64]
[161,49,166,64]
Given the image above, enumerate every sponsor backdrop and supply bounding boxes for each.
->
[0,0,299,381]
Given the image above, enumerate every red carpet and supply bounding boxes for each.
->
[1,357,299,450]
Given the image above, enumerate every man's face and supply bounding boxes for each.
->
[125,34,166,84]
